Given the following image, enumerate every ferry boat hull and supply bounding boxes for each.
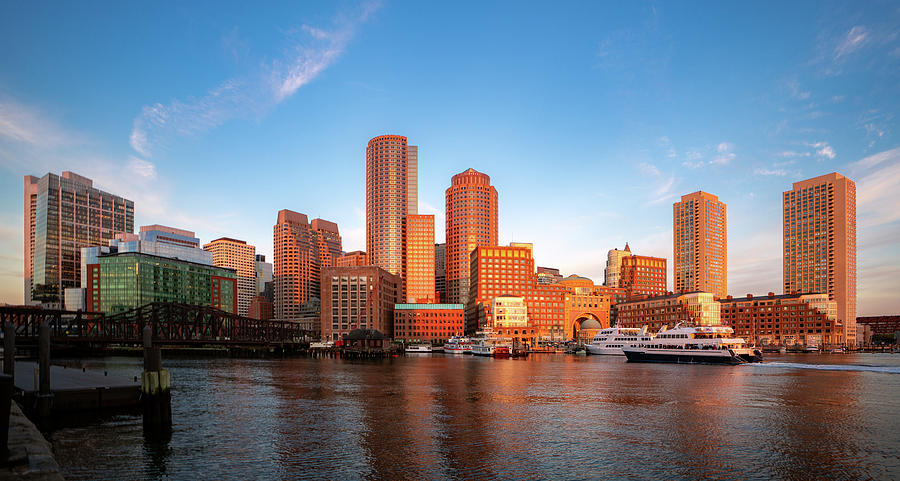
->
[585,345,626,356]
[622,347,747,365]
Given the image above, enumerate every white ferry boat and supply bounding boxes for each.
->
[443,336,472,354]
[405,343,433,353]
[470,328,511,357]
[586,327,654,356]
[622,323,763,365]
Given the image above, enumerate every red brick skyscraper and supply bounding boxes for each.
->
[783,173,856,346]
[446,168,498,304]
[673,191,727,298]
[273,210,342,319]
[403,214,435,303]
[365,135,418,277]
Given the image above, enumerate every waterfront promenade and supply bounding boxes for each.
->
[46,353,900,480]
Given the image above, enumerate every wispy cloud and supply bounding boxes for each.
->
[786,78,810,100]
[754,168,787,176]
[0,98,74,149]
[806,141,836,159]
[834,25,870,59]
[850,146,900,227]
[129,1,380,159]
[638,162,661,176]
[710,142,735,165]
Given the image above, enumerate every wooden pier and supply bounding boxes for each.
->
[14,362,140,412]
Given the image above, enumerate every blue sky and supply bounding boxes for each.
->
[1,1,898,315]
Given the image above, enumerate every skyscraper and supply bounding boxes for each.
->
[403,214,435,303]
[273,210,342,319]
[604,243,632,287]
[204,237,257,317]
[25,171,134,306]
[673,191,727,297]
[365,134,418,276]
[783,173,857,346]
[434,243,446,302]
[445,168,499,304]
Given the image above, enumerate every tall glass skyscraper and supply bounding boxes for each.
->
[25,171,134,306]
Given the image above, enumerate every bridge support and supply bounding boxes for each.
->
[141,326,171,439]
[37,322,53,420]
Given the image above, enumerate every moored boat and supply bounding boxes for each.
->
[622,323,763,365]
[443,336,472,354]
[586,327,654,355]
[470,327,513,357]
[405,343,433,353]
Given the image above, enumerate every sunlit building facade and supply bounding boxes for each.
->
[673,191,727,297]
[434,243,446,302]
[604,244,632,287]
[393,303,464,343]
[320,265,400,341]
[204,237,257,316]
[336,250,368,267]
[618,292,720,330]
[619,254,667,300]
[365,134,418,277]
[403,214,435,303]
[783,173,857,346]
[25,171,134,306]
[720,292,839,347]
[273,210,342,319]
[446,168,498,304]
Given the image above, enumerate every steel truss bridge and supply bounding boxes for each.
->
[0,302,316,347]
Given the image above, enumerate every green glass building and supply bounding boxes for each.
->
[96,252,237,314]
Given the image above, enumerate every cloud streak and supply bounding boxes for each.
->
[129,1,379,159]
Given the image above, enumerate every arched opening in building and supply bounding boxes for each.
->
[572,314,605,344]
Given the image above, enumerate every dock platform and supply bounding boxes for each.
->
[14,362,141,411]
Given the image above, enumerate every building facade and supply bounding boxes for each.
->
[719,292,840,347]
[25,171,134,306]
[393,303,464,343]
[617,292,721,331]
[673,191,727,297]
[434,243,446,302]
[336,250,368,267]
[446,168,499,304]
[557,275,614,342]
[90,251,236,314]
[604,244,632,287]
[536,266,563,285]
[204,237,257,316]
[273,210,342,319]
[403,214,435,303]
[320,265,400,341]
[492,296,528,328]
[248,295,274,321]
[619,254,667,300]
[783,173,857,346]
[365,134,418,277]
[255,254,273,297]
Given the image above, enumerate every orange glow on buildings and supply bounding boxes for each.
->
[720,292,840,347]
[393,303,464,343]
[366,135,417,278]
[336,250,368,267]
[783,172,856,346]
[446,168,498,304]
[619,254,667,300]
[403,214,435,303]
[673,191,727,298]
[273,210,342,319]
[203,237,257,316]
[320,265,400,341]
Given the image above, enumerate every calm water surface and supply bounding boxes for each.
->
[48,353,900,480]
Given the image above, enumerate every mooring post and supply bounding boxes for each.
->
[3,323,14,386]
[142,325,171,437]
[0,373,11,462]
[38,321,52,419]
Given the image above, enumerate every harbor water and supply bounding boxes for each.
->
[48,353,900,480]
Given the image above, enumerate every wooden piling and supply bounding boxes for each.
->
[141,325,171,437]
[37,322,52,419]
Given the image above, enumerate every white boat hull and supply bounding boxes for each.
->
[586,345,625,356]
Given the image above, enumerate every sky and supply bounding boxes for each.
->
[1,1,899,315]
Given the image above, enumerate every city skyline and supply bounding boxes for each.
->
[1,2,899,315]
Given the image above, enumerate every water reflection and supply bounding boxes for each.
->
[47,354,900,480]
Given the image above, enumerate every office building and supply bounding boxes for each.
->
[393,303,464,343]
[619,254,667,299]
[204,237,257,316]
[719,292,840,347]
[320,265,400,341]
[403,214,435,303]
[434,243,446,302]
[536,266,563,285]
[783,173,857,346]
[446,168,498,304]
[365,134,418,276]
[673,191,727,297]
[248,295,274,321]
[604,244,632,287]
[273,210,342,319]
[492,296,528,328]
[255,254,273,296]
[25,171,134,306]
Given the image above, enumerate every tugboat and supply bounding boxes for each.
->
[622,323,763,365]
[586,327,654,355]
